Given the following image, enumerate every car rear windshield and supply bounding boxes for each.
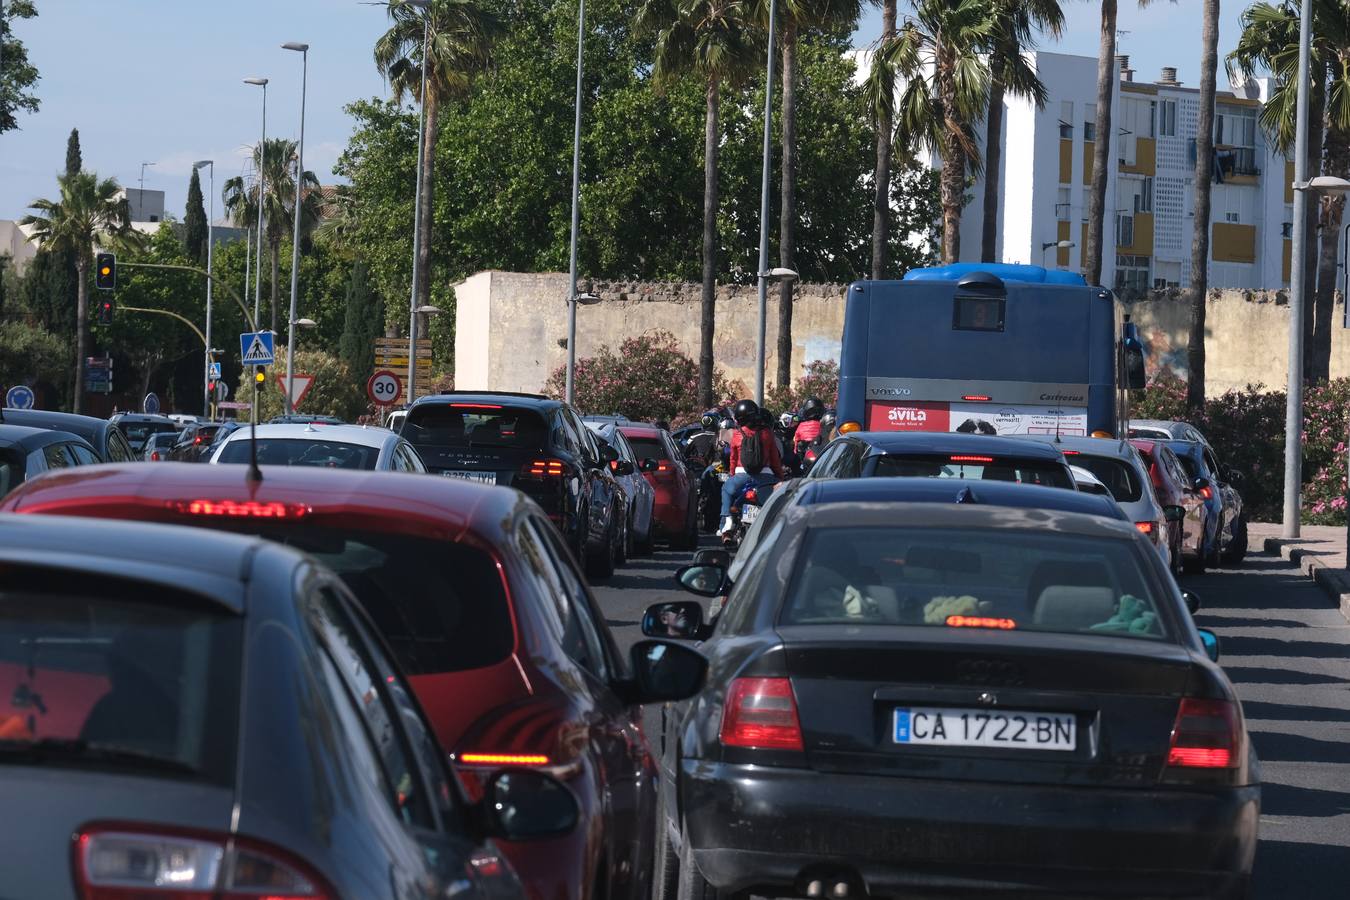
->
[870,454,1073,489]
[0,568,241,783]
[1066,454,1142,502]
[1174,454,1199,481]
[782,526,1167,640]
[233,526,514,675]
[216,438,381,470]
[404,404,549,450]
[121,422,177,447]
[625,435,668,461]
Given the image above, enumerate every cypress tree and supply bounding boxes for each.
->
[65,128,82,176]
[338,260,381,380]
[184,169,208,264]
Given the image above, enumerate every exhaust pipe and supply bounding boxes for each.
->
[806,881,823,898]
[832,883,849,899]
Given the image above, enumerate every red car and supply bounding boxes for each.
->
[1130,438,1196,577]
[619,424,698,549]
[0,463,707,900]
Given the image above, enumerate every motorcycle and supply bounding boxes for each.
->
[722,480,768,550]
[698,458,728,533]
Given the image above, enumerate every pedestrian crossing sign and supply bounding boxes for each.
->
[239,331,275,366]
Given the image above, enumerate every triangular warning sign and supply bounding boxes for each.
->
[242,334,272,363]
[275,373,316,410]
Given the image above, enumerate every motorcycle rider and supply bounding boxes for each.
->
[794,397,825,454]
[718,399,785,537]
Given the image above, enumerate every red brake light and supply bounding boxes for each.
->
[449,402,503,409]
[193,435,204,444]
[74,824,331,899]
[949,455,994,464]
[651,459,675,479]
[961,394,992,402]
[945,615,1017,630]
[150,451,160,461]
[173,499,310,518]
[458,753,551,766]
[1167,698,1240,769]
[1135,521,1155,535]
[1061,449,1080,455]
[1200,485,1214,500]
[743,488,758,503]
[720,677,803,751]
[521,459,566,478]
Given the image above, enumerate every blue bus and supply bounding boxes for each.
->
[837,264,1144,438]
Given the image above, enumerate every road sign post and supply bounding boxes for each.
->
[274,373,315,411]
[240,331,275,366]
[143,393,161,415]
[367,370,402,407]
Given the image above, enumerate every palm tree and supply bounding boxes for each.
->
[22,171,139,413]
[1185,0,1219,409]
[979,0,1063,263]
[636,0,759,407]
[868,0,898,280]
[222,138,323,336]
[375,0,501,321]
[880,0,994,263]
[1229,0,1349,382]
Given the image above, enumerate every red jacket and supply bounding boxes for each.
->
[794,420,822,444]
[729,426,785,477]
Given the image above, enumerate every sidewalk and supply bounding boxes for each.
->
[1249,522,1350,622]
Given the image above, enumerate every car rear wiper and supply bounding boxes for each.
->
[0,738,199,776]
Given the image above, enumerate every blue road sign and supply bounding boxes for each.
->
[6,385,35,409]
[239,330,275,366]
[209,362,222,380]
[143,393,161,415]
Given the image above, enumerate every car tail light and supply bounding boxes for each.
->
[74,824,330,899]
[720,677,803,751]
[950,455,994,464]
[649,459,675,480]
[450,403,503,409]
[457,752,551,766]
[1135,521,1154,535]
[1167,698,1240,769]
[193,435,204,445]
[520,459,566,479]
[945,615,1017,630]
[1061,449,1080,455]
[150,451,161,461]
[172,499,310,518]
[1199,485,1214,500]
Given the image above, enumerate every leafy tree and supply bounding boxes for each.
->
[765,357,838,411]
[0,319,67,398]
[339,260,383,383]
[21,171,140,413]
[184,168,208,265]
[0,0,39,134]
[374,0,503,318]
[65,128,82,176]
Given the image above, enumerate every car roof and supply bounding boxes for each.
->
[0,462,520,542]
[0,514,270,613]
[2,409,109,443]
[795,476,1126,520]
[1010,434,1141,461]
[793,499,1141,539]
[845,431,1068,460]
[218,423,396,449]
[111,413,176,424]
[412,391,559,410]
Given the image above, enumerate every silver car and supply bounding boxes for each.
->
[586,420,656,558]
[1129,419,1211,449]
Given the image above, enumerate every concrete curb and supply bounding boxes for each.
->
[1261,537,1350,623]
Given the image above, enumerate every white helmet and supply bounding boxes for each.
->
[779,412,795,429]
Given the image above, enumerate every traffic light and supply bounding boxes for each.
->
[96,297,114,325]
[95,253,116,290]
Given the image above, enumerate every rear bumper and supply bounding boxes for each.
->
[650,494,688,536]
[681,760,1258,899]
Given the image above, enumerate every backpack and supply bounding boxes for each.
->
[739,427,765,471]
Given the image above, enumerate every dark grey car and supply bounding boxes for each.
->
[0,515,579,899]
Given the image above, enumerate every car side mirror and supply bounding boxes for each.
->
[1182,590,1201,615]
[1123,344,1147,390]
[1197,628,1220,662]
[639,457,659,473]
[481,769,579,840]
[692,548,732,569]
[610,460,635,476]
[599,442,620,464]
[642,600,705,639]
[622,639,708,703]
[674,564,729,598]
[1163,505,1186,523]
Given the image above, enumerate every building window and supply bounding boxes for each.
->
[1159,100,1177,137]
[1281,221,1293,238]
[1225,211,1240,223]
[1116,213,1135,247]
[1215,107,1259,176]
[1084,104,1097,142]
[1132,177,1154,213]
[1060,101,1074,139]
[1115,255,1151,292]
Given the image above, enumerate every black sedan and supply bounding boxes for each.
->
[0,515,579,900]
[806,431,1075,487]
[647,502,1258,900]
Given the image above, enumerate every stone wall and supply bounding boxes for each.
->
[453,270,1350,397]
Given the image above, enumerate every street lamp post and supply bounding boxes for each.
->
[1041,240,1075,267]
[404,0,431,406]
[564,0,587,405]
[194,160,214,418]
[1283,0,1313,539]
[244,77,269,333]
[753,0,780,408]
[282,42,309,415]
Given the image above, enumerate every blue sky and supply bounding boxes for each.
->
[3,0,1243,222]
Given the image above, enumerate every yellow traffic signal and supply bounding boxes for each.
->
[95,253,116,290]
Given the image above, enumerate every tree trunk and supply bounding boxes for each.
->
[1186,0,1219,410]
[1311,124,1348,382]
[776,22,798,392]
[870,0,897,280]
[699,77,720,409]
[269,239,281,337]
[73,258,88,415]
[937,45,965,264]
[980,41,1007,264]
[416,88,441,313]
[1301,71,1326,381]
[1086,0,1116,286]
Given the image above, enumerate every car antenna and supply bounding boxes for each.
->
[955,485,978,504]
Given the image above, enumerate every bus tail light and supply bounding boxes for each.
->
[961,394,992,402]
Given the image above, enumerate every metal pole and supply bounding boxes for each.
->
[753,0,779,407]
[285,47,309,415]
[565,0,586,405]
[203,163,214,419]
[408,14,429,407]
[254,84,268,333]
[1283,0,1313,539]
[243,224,252,324]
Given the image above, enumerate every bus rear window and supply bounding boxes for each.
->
[872,454,1073,489]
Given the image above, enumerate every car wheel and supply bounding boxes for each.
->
[652,789,679,900]
[1221,515,1248,565]
[616,505,631,566]
[635,509,655,556]
[587,516,617,580]
[677,817,741,900]
[672,497,698,551]
[1206,517,1224,569]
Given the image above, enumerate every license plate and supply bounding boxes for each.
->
[893,707,1076,751]
[741,505,760,524]
[442,470,497,484]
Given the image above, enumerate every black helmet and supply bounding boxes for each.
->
[700,412,718,430]
[733,399,760,425]
[820,409,837,431]
[799,397,825,421]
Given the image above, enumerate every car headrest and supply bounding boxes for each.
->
[1033,586,1117,631]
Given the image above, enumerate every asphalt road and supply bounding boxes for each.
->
[594,537,1350,897]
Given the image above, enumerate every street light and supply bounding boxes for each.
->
[403,0,432,406]
[416,304,445,315]
[244,77,269,334]
[1041,239,1074,267]
[193,159,214,418]
[753,0,781,408]
[282,41,309,415]
[564,0,589,404]
[755,264,796,403]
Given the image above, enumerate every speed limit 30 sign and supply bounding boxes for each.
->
[367,370,403,406]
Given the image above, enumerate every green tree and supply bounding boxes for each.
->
[0,0,39,134]
[636,0,760,406]
[221,138,322,336]
[184,168,208,265]
[0,320,67,396]
[979,0,1063,263]
[374,0,503,319]
[21,171,140,413]
[64,128,82,176]
[235,347,368,421]
[339,260,383,383]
